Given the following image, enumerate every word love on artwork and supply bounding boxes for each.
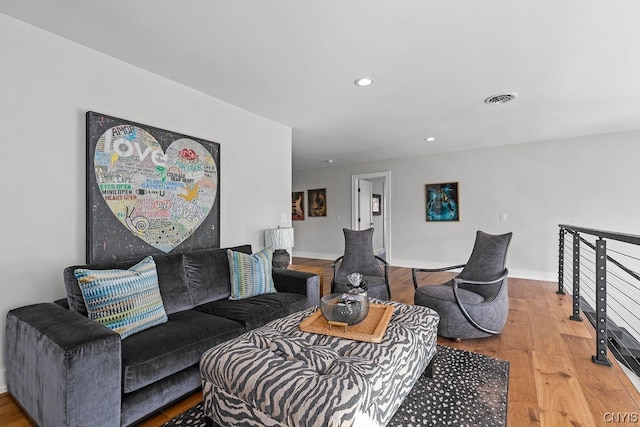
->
[94,125,218,253]
[102,125,168,167]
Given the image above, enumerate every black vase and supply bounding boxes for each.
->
[272,249,290,269]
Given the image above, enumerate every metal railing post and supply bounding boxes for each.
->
[557,224,640,371]
[557,227,566,295]
[593,238,612,366]
[570,232,583,321]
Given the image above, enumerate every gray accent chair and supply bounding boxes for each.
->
[412,230,512,339]
[331,228,391,300]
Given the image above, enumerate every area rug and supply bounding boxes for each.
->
[163,345,509,427]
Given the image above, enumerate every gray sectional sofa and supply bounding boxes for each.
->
[5,245,320,426]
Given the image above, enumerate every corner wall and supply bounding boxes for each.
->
[293,131,640,281]
[0,14,292,392]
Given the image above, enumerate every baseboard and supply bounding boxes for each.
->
[507,269,557,282]
[293,254,558,282]
[292,251,338,261]
[391,258,464,273]
[390,258,557,282]
[0,368,7,393]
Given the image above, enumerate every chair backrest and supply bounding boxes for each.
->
[458,230,512,282]
[336,228,383,280]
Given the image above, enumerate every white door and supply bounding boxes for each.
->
[351,171,391,262]
[358,180,373,230]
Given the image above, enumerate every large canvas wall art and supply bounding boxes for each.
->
[86,112,220,263]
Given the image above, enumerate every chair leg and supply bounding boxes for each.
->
[423,356,436,379]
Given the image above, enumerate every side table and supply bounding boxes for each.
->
[288,264,325,297]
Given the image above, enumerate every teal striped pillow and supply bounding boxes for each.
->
[227,248,276,300]
[74,256,168,339]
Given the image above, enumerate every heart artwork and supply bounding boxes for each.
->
[94,125,217,253]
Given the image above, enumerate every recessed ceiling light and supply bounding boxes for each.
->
[325,159,334,163]
[424,137,436,142]
[354,77,374,87]
[484,93,518,105]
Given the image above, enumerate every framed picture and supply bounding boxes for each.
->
[308,188,327,217]
[86,111,221,263]
[372,193,382,216]
[292,191,305,220]
[425,182,459,222]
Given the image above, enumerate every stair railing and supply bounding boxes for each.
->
[558,225,640,375]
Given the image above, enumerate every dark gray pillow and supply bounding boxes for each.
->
[336,228,382,281]
[458,230,512,282]
[64,253,192,316]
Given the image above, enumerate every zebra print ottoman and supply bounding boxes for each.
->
[199,300,439,427]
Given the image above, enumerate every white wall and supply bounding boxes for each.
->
[293,130,640,281]
[0,15,292,392]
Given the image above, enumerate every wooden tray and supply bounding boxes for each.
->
[299,304,394,343]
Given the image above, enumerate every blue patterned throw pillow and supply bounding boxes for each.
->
[227,248,276,300]
[74,256,168,339]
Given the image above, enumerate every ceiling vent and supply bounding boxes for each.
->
[484,93,518,105]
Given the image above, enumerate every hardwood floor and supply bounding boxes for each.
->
[2,257,639,426]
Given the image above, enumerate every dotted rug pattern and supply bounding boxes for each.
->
[163,345,509,427]
[388,345,509,427]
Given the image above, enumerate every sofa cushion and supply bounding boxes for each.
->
[151,252,193,314]
[64,261,136,317]
[227,248,276,300]
[183,245,252,306]
[63,252,191,316]
[121,309,245,393]
[194,292,309,330]
[74,256,168,339]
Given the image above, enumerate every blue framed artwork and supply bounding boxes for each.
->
[425,182,459,222]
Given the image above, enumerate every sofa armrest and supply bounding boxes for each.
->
[272,269,320,307]
[6,303,122,427]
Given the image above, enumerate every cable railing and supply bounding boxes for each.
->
[558,225,640,377]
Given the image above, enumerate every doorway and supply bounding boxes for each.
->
[351,171,391,261]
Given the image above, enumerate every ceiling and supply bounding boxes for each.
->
[2,1,640,170]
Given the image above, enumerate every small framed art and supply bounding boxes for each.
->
[425,182,459,222]
[308,188,327,217]
[372,194,382,216]
[292,191,305,220]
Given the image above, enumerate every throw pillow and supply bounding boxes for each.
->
[227,248,276,300]
[74,256,168,339]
